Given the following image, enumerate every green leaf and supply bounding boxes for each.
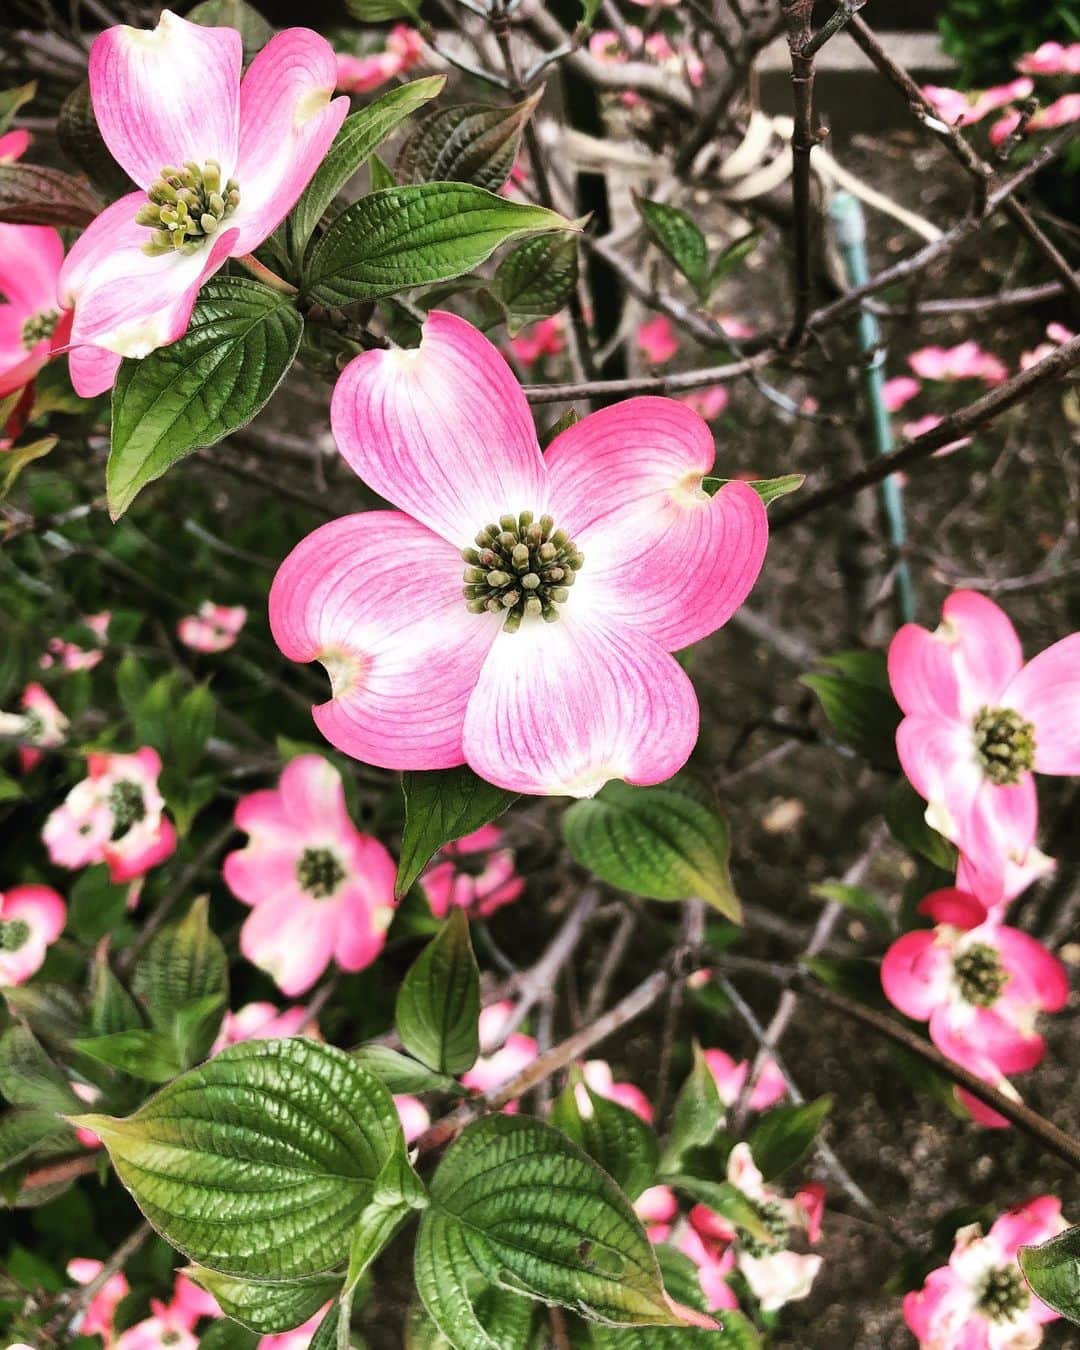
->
[0,81,36,136]
[187,0,275,62]
[406,1289,537,1348]
[187,1267,344,1334]
[71,1038,406,1280]
[662,1177,770,1246]
[659,1043,724,1174]
[1019,1226,1080,1327]
[701,474,804,507]
[370,152,397,192]
[563,783,738,920]
[707,230,761,293]
[885,780,957,872]
[0,435,57,499]
[172,684,216,778]
[345,1142,429,1294]
[352,1044,460,1095]
[89,954,143,1037]
[198,1321,260,1350]
[747,1097,831,1182]
[304,183,572,308]
[0,162,99,226]
[493,233,579,334]
[288,77,446,263]
[591,1310,758,1347]
[396,909,480,1075]
[398,93,542,193]
[132,896,228,1067]
[345,0,422,19]
[635,197,708,297]
[70,1030,183,1084]
[577,0,603,33]
[397,765,517,899]
[108,276,303,517]
[800,649,901,768]
[550,1078,660,1201]
[415,1115,680,1346]
[809,882,893,933]
[0,1025,79,1114]
[0,1108,73,1171]
[68,864,131,946]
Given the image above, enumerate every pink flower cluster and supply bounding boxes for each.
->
[588,27,703,105]
[884,591,1077,1123]
[177,600,247,653]
[0,884,65,987]
[334,25,424,94]
[420,823,524,919]
[904,1197,1066,1349]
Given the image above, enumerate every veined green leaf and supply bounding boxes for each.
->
[396,909,480,1075]
[702,474,803,506]
[186,1268,344,1334]
[1019,1226,1080,1327]
[563,783,738,920]
[132,896,227,1066]
[885,779,957,872]
[747,1097,832,1181]
[70,1029,182,1083]
[707,230,761,292]
[801,649,901,769]
[662,1176,770,1246]
[659,1043,724,1174]
[0,1025,80,1114]
[397,765,517,899]
[397,92,541,193]
[810,881,893,933]
[0,162,99,226]
[636,197,708,296]
[550,1076,660,1201]
[288,76,446,262]
[415,1115,681,1346]
[406,1289,537,1348]
[108,276,303,517]
[187,0,275,61]
[304,183,573,308]
[71,1038,405,1280]
[352,1044,460,1095]
[493,233,579,334]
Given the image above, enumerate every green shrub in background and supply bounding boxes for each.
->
[940,0,1080,84]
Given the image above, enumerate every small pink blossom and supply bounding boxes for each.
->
[579,1058,653,1122]
[679,385,729,421]
[922,78,1034,127]
[224,754,397,995]
[1018,41,1080,75]
[900,412,972,458]
[70,1081,105,1149]
[0,222,68,400]
[43,748,176,883]
[67,1258,130,1341]
[509,316,565,368]
[904,1197,1066,1348]
[0,682,68,772]
[889,590,1080,905]
[703,1047,787,1112]
[909,342,1008,385]
[883,375,921,412]
[460,1000,538,1106]
[59,10,348,396]
[718,315,755,339]
[270,312,767,797]
[0,129,30,162]
[212,1000,311,1052]
[258,1309,331,1350]
[992,94,1080,145]
[335,25,424,93]
[0,884,65,986]
[420,823,524,920]
[395,1093,431,1142]
[40,637,104,672]
[177,600,248,652]
[678,1224,740,1312]
[636,1184,678,1243]
[1021,323,1075,370]
[637,314,679,364]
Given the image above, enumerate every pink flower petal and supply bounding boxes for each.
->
[917,887,986,930]
[232,29,348,254]
[994,926,1069,1011]
[544,398,768,650]
[240,894,337,996]
[330,312,547,549]
[277,754,354,838]
[67,344,122,398]
[0,223,65,315]
[959,776,1038,901]
[0,308,49,399]
[957,1085,1012,1130]
[105,817,177,883]
[89,10,241,189]
[223,844,305,907]
[269,510,498,770]
[1005,633,1080,774]
[940,590,1024,713]
[964,1005,1044,1076]
[881,930,952,1021]
[989,1196,1064,1260]
[462,611,699,796]
[888,622,963,718]
[895,714,981,831]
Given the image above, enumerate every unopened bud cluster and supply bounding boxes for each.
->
[462,512,584,633]
[135,160,240,256]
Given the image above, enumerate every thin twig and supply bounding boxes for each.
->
[780,0,821,344]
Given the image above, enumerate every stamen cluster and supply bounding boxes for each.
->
[977,1267,1030,1322]
[296,846,346,898]
[462,512,584,633]
[107,779,147,839]
[954,941,1008,1007]
[740,1199,791,1258]
[973,705,1036,785]
[0,919,30,953]
[135,160,240,256]
[21,310,59,351]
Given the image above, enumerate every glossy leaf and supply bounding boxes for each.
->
[396,909,480,1075]
[108,276,303,517]
[352,1044,461,1095]
[0,162,99,226]
[800,650,901,769]
[406,1290,537,1348]
[1019,1226,1080,1327]
[493,233,579,334]
[304,183,572,308]
[187,1267,343,1334]
[810,881,892,933]
[70,1029,182,1083]
[0,1107,73,1171]
[0,81,35,136]
[702,474,803,507]
[885,780,958,872]
[398,93,542,193]
[171,683,217,779]
[747,1097,832,1182]
[132,896,227,1066]
[288,77,446,261]
[563,783,738,920]
[659,1043,724,1174]
[397,765,517,899]
[0,1025,79,1114]
[71,1038,405,1280]
[662,1176,770,1247]
[0,436,57,499]
[550,1078,660,1201]
[188,0,275,61]
[707,230,761,291]
[636,197,708,296]
[415,1115,680,1346]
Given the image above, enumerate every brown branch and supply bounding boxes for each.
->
[780,0,821,343]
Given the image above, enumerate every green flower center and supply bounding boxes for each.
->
[0,918,30,952]
[136,160,240,256]
[21,309,59,350]
[739,1199,790,1258]
[954,941,1008,1007]
[107,778,146,839]
[296,847,346,899]
[973,705,1036,786]
[461,512,584,634]
[22,709,45,741]
[978,1266,1029,1322]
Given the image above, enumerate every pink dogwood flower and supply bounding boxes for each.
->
[578,1059,653,1122]
[882,887,1067,1128]
[114,1274,220,1350]
[0,884,65,986]
[704,1047,787,1113]
[40,633,104,672]
[212,1000,312,1052]
[922,78,1034,127]
[223,754,397,995]
[395,1093,431,1143]
[460,1000,538,1107]
[637,314,679,364]
[991,94,1080,145]
[883,375,921,412]
[909,342,1008,385]
[1018,41,1080,75]
[0,682,68,772]
[68,1257,130,1341]
[509,315,565,368]
[177,600,248,652]
[904,1196,1066,1348]
[43,749,176,882]
[58,10,347,397]
[335,25,424,94]
[636,1184,678,1243]
[889,591,1080,903]
[420,823,524,920]
[0,222,69,400]
[679,385,729,421]
[270,311,768,797]
[258,1309,331,1350]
